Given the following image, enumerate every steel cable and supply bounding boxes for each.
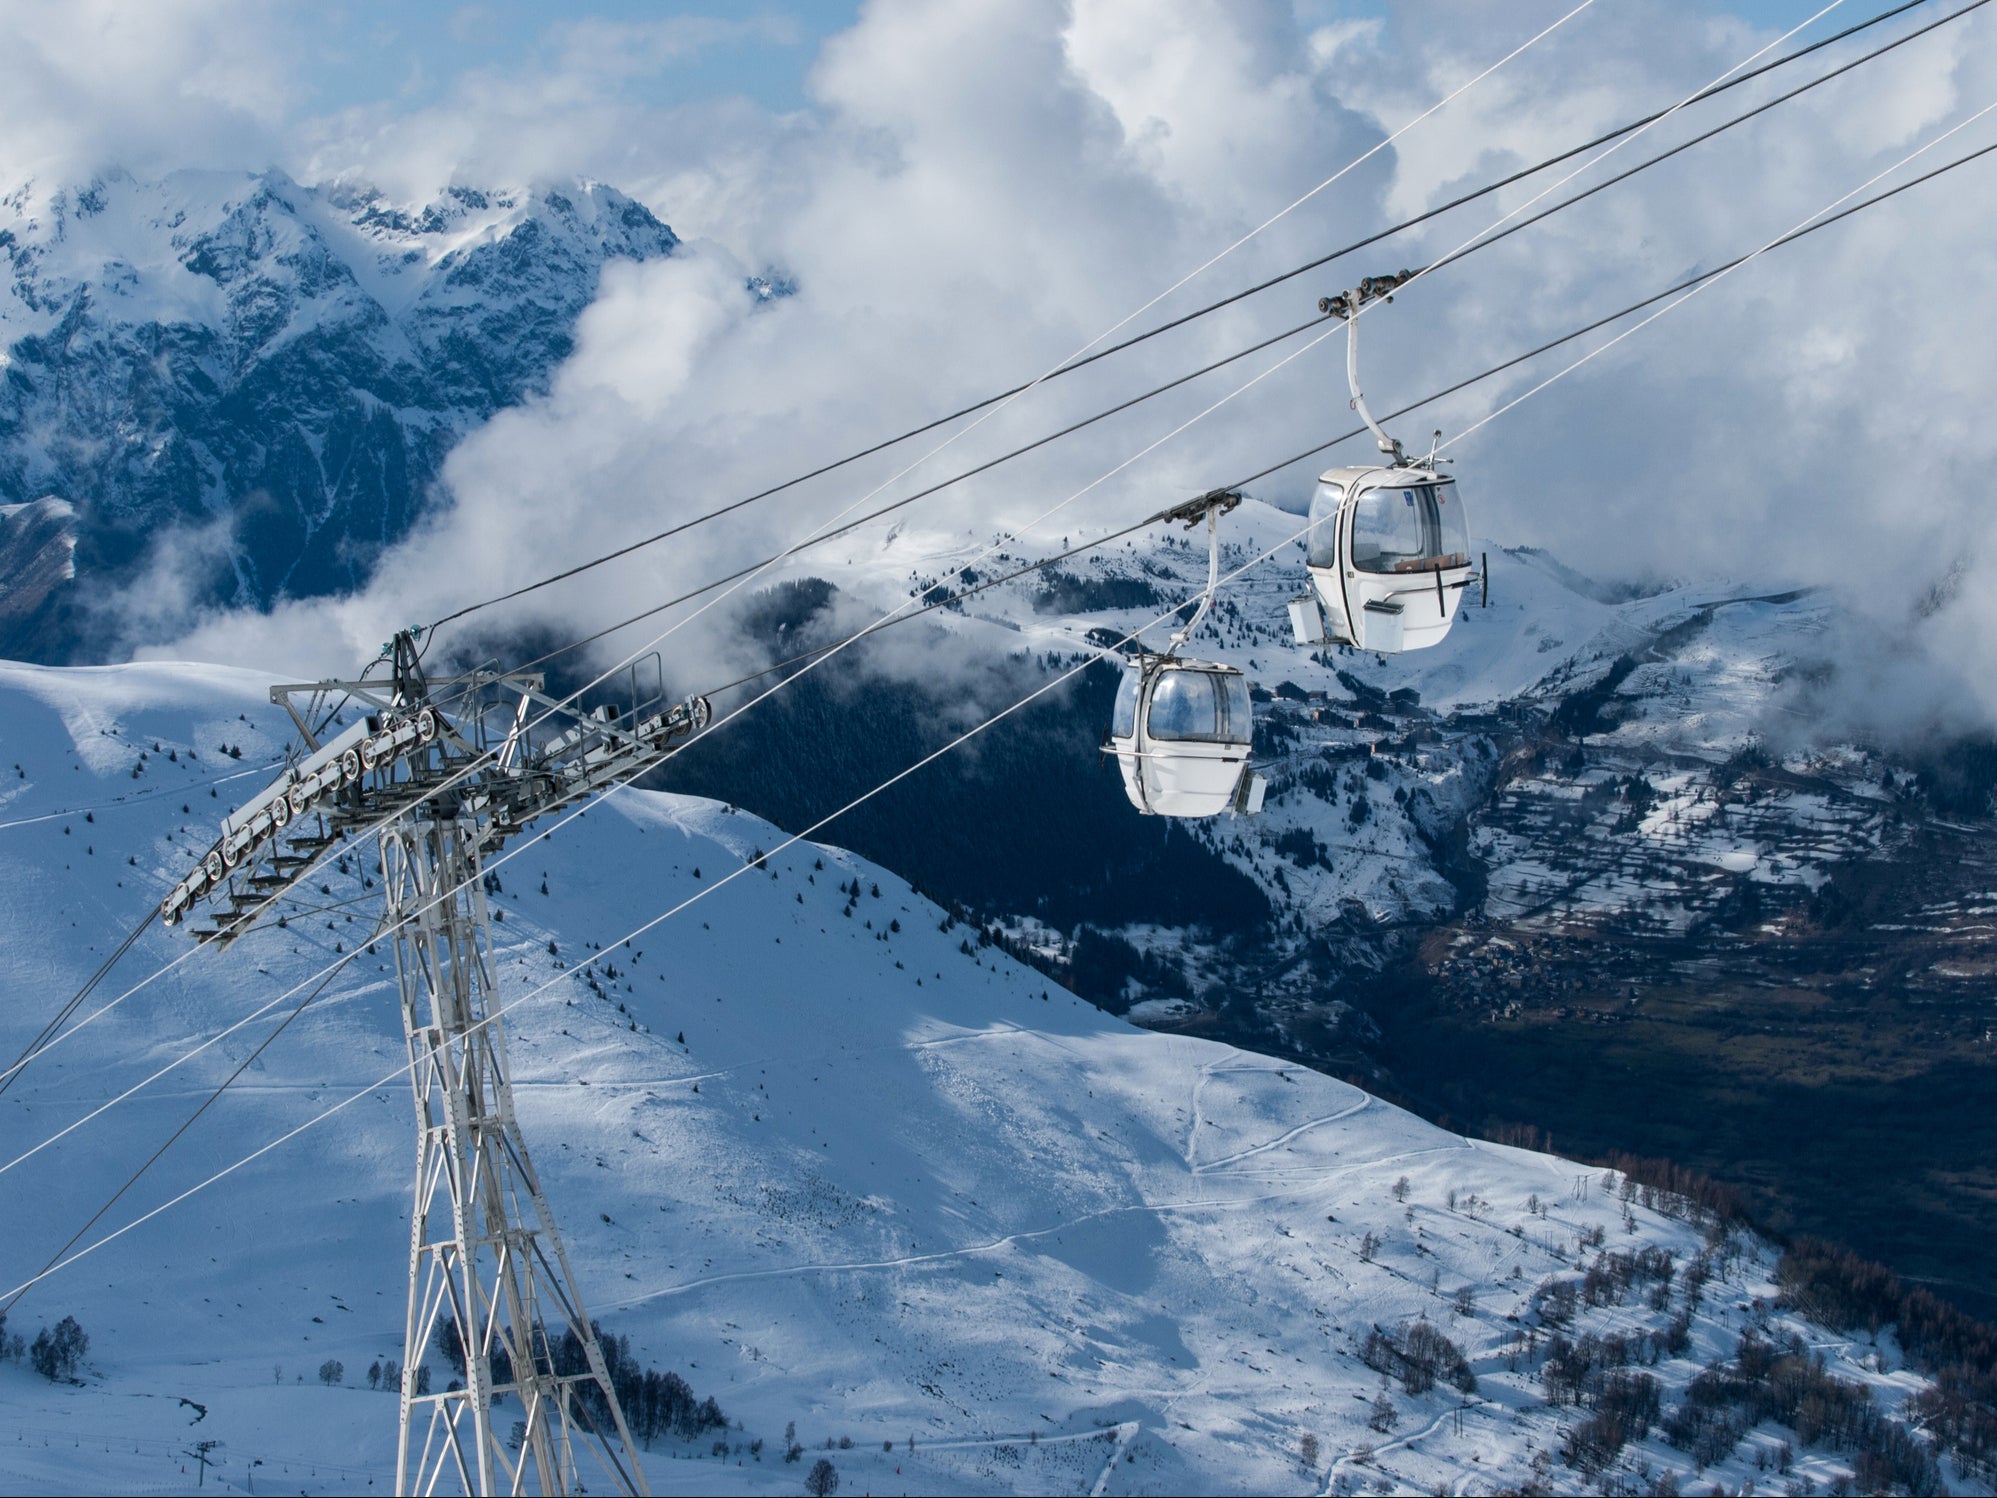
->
[8,101,1991,1297]
[9,112,1992,1160]
[418,0,1954,637]
[494,0,1984,676]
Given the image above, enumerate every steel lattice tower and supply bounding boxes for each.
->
[162,632,711,1496]
[385,812,647,1496]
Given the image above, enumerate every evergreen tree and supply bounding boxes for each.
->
[29,1316,88,1381]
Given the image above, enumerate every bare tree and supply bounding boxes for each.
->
[805,1456,840,1497]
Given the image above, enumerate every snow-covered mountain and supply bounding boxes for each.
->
[638,502,1997,1332]
[0,169,679,658]
[0,659,1968,1495]
[668,497,1899,993]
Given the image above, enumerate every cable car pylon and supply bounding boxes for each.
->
[164,628,714,1496]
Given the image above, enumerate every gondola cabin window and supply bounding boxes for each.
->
[1352,482,1469,574]
[1112,670,1139,741]
[1306,484,1344,568]
[1147,668,1250,743]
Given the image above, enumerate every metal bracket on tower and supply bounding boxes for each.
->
[390,627,431,708]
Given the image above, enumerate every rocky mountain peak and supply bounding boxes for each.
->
[0,168,679,660]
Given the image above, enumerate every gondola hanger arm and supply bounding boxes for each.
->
[1155,487,1244,529]
[1320,270,1420,466]
[1168,505,1225,655]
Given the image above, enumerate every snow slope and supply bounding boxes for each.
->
[0,660,1952,1495]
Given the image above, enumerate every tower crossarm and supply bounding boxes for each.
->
[160,654,710,944]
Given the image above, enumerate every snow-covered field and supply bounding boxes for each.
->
[0,660,1952,1494]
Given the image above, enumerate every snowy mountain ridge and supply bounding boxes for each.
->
[0,168,680,657]
[0,658,1964,1495]
[773,496,1881,969]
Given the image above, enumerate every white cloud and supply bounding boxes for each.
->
[0,0,291,184]
[17,0,1997,734]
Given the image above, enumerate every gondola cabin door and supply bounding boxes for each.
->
[1296,465,1472,653]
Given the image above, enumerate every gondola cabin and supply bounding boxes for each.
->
[1291,465,1472,653]
[1108,658,1264,819]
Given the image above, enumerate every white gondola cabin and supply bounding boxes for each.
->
[1108,657,1264,819]
[1291,465,1472,653]
[1289,272,1476,654]
[1102,494,1266,820]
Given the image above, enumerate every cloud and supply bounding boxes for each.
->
[0,0,292,184]
[20,0,1997,736]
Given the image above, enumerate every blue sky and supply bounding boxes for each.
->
[308,2,863,116]
[299,1,1869,120]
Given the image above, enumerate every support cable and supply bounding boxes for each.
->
[704,94,1997,693]
[0,753,291,834]
[505,315,1329,675]
[1291,0,1856,459]
[428,1,1598,640]
[420,0,1954,637]
[0,910,379,1177]
[15,0,1965,1102]
[0,912,154,1104]
[10,115,1993,1122]
[1439,93,1997,456]
[493,0,1982,675]
[1417,0,1993,282]
[0,938,373,1321]
[426,0,1593,683]
[1224,131,1997,493]
[498,0,1891,676]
